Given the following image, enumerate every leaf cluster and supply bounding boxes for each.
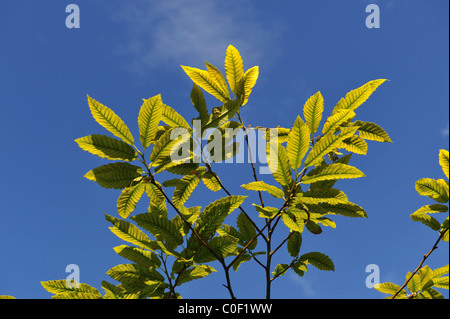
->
[375,150,449,299]
[40,45,392,299]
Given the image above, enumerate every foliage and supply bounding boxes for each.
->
[39,45,392,299]
[375,149,449,299]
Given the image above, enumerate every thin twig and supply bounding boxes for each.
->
[391,227,449,299]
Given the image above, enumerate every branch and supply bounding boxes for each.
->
[391,227,449,299]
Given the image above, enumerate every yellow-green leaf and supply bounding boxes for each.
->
[224,45,244,95]
[303,91,324,135]
[415,178,449,203]
[241,181,284,199]
[339,135,368,155]
[84,162,143,189]
[138,95,163,148]
[304,127,359,168]
[75,134,137,161]
[353,121,392,143]
[322,109,356,136]
[241,66,259,105]
[150,128,191,165]
[87,95,134,145]
[161,103,191,130]
[267,142,293,187]
[439,149,449,179]
[302,163,365,184]
[287,115,310,171]
[205,61,229,98]
[181,65,229,102]
[117,183,147,219]
[331,79,387,116]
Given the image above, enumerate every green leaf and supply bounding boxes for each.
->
[304,127,359,168]
[303,91,324,135]
[236,213,257,250]
[241,181,285,199]
[161,103,191,130]
[117,183,147,219]
[202,172,222,192]
[84,162,143,189]
[138,95,163,148]
[287,231,302,257]
[339,135,368,155]
[439,149,449,179]
[132,213,184,246]
[432,265,449,278]
[272,264,289,277]
[105,214,153,249]
[294,188,349,205]
[410,212,442,231]
[331,79,387,115]
[413,204,449,215]
[107,263,165,283]
[194,236,239,263]
[181,65,229,102]
[150,127,191,165]
[41,280,102,299]
[176,265,217,286]
[305,220,323,234]
[172,174,201,207]
[322,109,356,136]
[195,196,247,240]
[293,261,308,277]
[353,121,392,143]
[87,95,134,145]
[224,45,244,95]
[281,211,305,233]
[287,115,310,171]
[374,282,405,297]
[75,134,137,161]
[202,99,242,131]
[253,204,279,219]
[113,245,161,269]
[241,66,259,106]
[190,83,209,123]
[318,203,367,218]
[267,142,293,187]
[299,252,335,271]
[301,163,365,184]
[205,61,229,99]
[415,178,449,203]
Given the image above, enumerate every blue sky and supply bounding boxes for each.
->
[0,0,448,299]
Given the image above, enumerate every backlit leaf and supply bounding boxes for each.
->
[303,91,324,135]
[301,163,365,184]
[224,45,244,95]
[75,134,137,161]
[87,95,134,145]
[84,162,142,189]
[138,95,163,148]
[181,65,229,102]
[287,115,310,171]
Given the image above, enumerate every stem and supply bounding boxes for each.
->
[138,152,237,299]
[237,112,266,208]
[391,227,449,299]
[265,221,272,299]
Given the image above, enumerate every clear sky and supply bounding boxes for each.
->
[0,0,448,299]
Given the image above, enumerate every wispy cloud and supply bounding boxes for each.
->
[289,273,317,297]
[442,124,449,137]
[108,0,282,74]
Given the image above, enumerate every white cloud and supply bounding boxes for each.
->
[289,273,317,297]
[442,124,449,137]
[108,0,281,74]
